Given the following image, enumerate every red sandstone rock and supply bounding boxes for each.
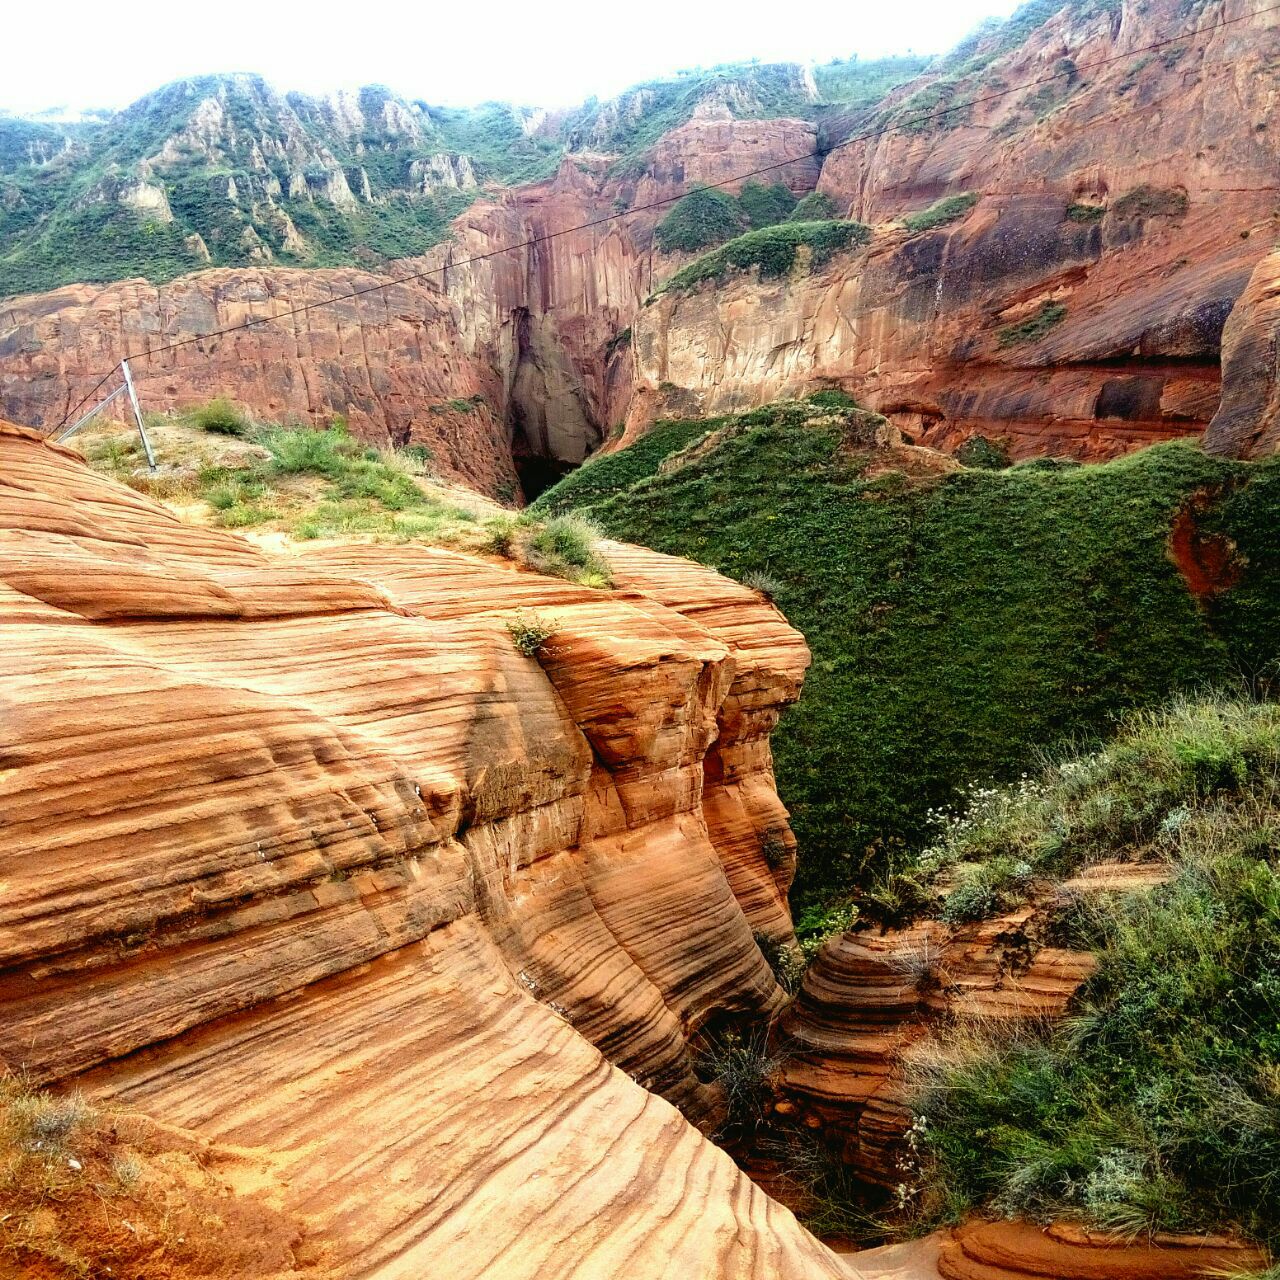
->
[936,1219,1265,1280]
[1205,244,1280,457]
[0,421,855,1279]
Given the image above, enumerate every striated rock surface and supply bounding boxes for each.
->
[1204,244,1280,458]
[777,865,1168,1185]
[0,421,866,1279]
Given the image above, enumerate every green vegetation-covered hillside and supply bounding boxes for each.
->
[904,695,1280,1252]
[536,399,1280,904]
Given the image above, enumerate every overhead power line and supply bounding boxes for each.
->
[52,0,1280,429]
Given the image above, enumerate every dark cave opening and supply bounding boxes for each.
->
[509,393,581,500]
[512,435,578,500]
[507,306,597,501]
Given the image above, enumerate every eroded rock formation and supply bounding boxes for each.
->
[0,421,859,1278]
[777,865,1170,1185]
[630,0,1280,459]
[1204,244,1280,458]
[933,1220,1265,1280]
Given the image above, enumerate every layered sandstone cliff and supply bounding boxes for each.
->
[629,0,1280,459]
[0,421,858,1278]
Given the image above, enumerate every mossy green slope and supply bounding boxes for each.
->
[538,402,1280,902]
[907,696,1280,1252]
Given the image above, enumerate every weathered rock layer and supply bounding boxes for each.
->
[0,422,866,1278]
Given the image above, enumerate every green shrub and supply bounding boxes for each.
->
[754,932,808,994]
[663,220,872,293]
[920,698,1280,890]
[956,435,1011,469]
[939,854,1034,922]
[189,397,249,437]
[1066,202,1106,223]
[997,300,1067,348]
[654,188,744,254]
[804,388,858,411]
[902,193,978,234]
[400,443,435,468]
[261,424,359,475]
[736,181,797,230]
[696,1028,786,1135]
[788,192,839,222]
[504,609,555,657]
[516,514,614,587]
[484,514,520,557]
[793,898,858,961]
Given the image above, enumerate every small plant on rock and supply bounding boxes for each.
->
[754,932,808,994]
[742,569,784,601]
[523,514,614,587]
[504,609,555,657]
[997,301,1067,348]
[760,827,790,869]
[697,1027,787,1135]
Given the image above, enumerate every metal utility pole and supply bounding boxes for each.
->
[52,360,157,470]
[120,360,156,470]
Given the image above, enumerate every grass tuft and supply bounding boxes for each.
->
[188,397,249,437]
[505,609,555,657]
[997,300,1067,348]
[902,193,978,234]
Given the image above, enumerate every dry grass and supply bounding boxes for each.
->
[0,1071,311,1278]
[74,408,615,588]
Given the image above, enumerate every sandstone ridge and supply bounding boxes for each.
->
[0,420,863,1279]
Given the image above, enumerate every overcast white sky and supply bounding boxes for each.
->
[3,0,1024,117]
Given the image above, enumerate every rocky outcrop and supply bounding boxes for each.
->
[1204,244,1280,458]
[629,193,1262,459]
[777,865,1169,1185]
[934,1220,1265,1280]
[0,422,860,1278]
